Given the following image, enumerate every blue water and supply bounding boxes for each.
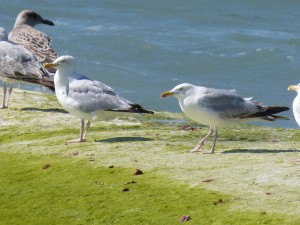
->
[2,0,300,128]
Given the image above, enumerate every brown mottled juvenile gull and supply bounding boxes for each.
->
[44,55,154,143]
[161,83,289,154]
[0,28,54,108]
[8,10,57,71]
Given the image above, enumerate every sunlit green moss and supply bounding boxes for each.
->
[0,152,299,225]
[0,89,299,224]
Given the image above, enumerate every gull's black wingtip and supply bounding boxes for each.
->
[241,106,290,120]
[129,104,154,114]
[105,104,154,114]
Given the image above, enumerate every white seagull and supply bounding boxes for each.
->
[8,10,58,72]
[0,28,54,108]
[287,83,300,126]
[44,55,153,143]
[161,83,289,154]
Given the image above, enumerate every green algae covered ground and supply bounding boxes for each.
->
[0,89,299,225]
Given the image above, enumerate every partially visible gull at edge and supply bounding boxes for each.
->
[44,55,154,143]
[0,28,54,108]
[8,10,58,72]
[161,83,289,154]
[288,83,300,126]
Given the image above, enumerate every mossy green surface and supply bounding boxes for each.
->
[0,89,300,224]
[0,152,299,225]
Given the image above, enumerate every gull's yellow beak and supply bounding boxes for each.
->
[44,63,57,69]
[288,85,297,91]
[160,91,173,98]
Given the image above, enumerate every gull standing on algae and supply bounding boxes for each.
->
[161,83,289,154]
[44,55,154,143]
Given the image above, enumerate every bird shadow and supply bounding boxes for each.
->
[21,107,68,114]
[223,149,300,154]
[95,136,153,143]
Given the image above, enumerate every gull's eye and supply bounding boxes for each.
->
[178,87,184,91]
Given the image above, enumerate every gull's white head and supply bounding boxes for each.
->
[288,83,300,94]
[44,55,76,72]
[160,83,194,99]
[14,10,55,27]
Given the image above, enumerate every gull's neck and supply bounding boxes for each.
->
[178,98,186,113]
[175,88,194,112]
[54,70,73,87]
[14,19,27,28]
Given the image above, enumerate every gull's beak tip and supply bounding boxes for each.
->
[43,19,55,26]
[288,85,296,91]
[160,91,173,98]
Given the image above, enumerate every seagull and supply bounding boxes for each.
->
[0,28,54,109]
[161,83,289,154]
[44,55,154,143]
[8,10,58,72]
[287,83,300,126]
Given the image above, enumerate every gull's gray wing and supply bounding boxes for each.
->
[197,88,260,119]
[0,41,54,90]
[67,79,133,113]
[0,41,45,79]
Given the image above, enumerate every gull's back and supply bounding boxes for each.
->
[67,78,132,112]
[9,25,57,65]
[182,85,262,127]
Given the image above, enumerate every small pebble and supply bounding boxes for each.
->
[42,164,51,170]
[134,169,143,175]
[180,215,191,222]
[125,181,137,185]
[202,179,214,183]
[69,151,79,156]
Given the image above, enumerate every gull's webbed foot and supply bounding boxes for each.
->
[66,138,86,143]
[189,141,205,153]
[203,149,215,154]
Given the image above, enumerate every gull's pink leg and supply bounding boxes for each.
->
[5,85,13,108]
[67,119,86,143]
[203,128,218,154]
[1,83,7,109]
[189,126,213,153]
[83,121,91,141]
